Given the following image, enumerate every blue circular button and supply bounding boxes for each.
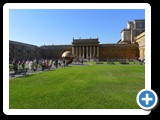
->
[136,89,158,110]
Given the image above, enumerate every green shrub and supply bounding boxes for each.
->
[9,64,13,71]
[38,64,42,68]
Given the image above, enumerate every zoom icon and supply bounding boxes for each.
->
[136,89,158,110]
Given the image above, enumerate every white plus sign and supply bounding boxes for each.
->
[142,93,153,105]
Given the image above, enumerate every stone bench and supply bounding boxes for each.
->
[107,61,115,64]
[119,60,129,64]
[96,62,104,64]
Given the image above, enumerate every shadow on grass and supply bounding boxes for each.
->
[10,71,47,79]
[11,74,38,79]
[10,67,66,79]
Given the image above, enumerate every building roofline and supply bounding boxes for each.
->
[121,28,131,33]
[9,40,38,47]
[117,39,121,43]
[40,44,72,47]
[73,38,98,40]
[134,19,145,22]
[135,30,145,37]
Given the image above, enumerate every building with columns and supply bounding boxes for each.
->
[71,38,139,61]
[72,38,99,60]
[9,37,139,61]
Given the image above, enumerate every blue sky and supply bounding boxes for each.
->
[9,9,145,46]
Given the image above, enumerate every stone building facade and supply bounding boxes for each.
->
[71,38,139,60]
[40,45,72,59]
[9,40,41,61]
[9,38,139,61]
[72,38,100,59]
[118,19,145,44]
[99,43,139,60]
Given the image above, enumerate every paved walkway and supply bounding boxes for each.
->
[9,65,60,79]
[9,63,89,79]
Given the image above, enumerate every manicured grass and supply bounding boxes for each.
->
[9,63,144,109]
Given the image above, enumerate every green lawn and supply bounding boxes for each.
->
[9,63,145,109]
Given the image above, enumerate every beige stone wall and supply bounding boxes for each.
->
[135,31,145,60]
[40,45,72,59]
[99,44,139,60]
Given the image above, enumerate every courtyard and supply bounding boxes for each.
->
[9,62,145,109]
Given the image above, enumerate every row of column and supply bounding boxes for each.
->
[72,46,99,59]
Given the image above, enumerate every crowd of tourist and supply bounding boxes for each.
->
[10,58,68,74]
